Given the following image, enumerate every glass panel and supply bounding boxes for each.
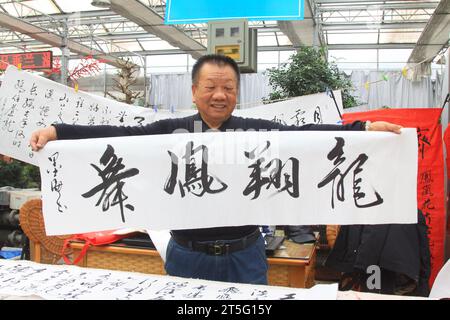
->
[146,54,188,69]
[379,49,413,63]
[258,51,278,64]
[140,40,177,51]
[258,34,277,46]
[215,28,224,38]
[327,33,378,44]
[378,62,408,70]
[55,0,105,12]
[379,32,421,43]
[329,50,378,64]
[258,63,278,72]
[276,34,292,46]
[279,50,295,63]
[1,2,34,17]
[22,0,61,15]
[116,41,143,52]
[230,27,239,37]
[335,62,378,71]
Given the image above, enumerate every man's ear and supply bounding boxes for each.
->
[191,84,197,103]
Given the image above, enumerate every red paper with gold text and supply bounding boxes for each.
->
[343,108,445,286]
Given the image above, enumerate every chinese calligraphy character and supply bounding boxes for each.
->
[317,137,384,209]
[243,141,299,199]
[134,116,145,126]
[164,141,228,198]
[314,106,323,124]
[116,111,128,124]
[417,128,431,160]
[82,144,140,223]
[216,287,240,300]
[271,114,287,125]
[290,108,306,126]
[47,152,67,213]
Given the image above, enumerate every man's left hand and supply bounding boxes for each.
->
[368,121,403,134]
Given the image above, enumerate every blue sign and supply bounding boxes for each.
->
[165,0,304,24]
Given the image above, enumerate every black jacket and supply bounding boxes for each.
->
[325,210,431,296]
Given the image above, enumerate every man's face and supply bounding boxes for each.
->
[192,63,238,128]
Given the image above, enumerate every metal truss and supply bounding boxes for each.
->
[0,0,442,57]
[310,0,439,48]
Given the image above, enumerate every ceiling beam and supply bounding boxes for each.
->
[0,11,124,68]
[328,43,417,49]
[320,5,437,12]
[108,0,206,59]
[322,22,427,30]
[277,0,320,48]
[408,0,450,63]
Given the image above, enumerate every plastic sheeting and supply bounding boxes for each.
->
[146,70,446,112]
[350,70,444,109]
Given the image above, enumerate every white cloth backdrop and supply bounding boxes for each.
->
[148,73,193,110]
[350,70,444,109]
[146,70,446,111]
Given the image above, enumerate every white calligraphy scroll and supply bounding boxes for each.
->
[38,129,418,235]
[235,91,343,126]
[0,65,342,166]
[0,259,338,300]
[0,66,156,165]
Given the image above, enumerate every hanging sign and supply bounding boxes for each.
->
[0,51,53,71]
[165,0,304,24]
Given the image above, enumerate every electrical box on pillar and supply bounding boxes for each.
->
[207,19,257,73]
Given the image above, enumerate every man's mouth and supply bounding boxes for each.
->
[211,104,226,109]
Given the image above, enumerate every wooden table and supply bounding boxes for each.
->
[31,238,317,288]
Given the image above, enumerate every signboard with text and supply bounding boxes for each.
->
[165,0,304,24]
[0,51,53,71]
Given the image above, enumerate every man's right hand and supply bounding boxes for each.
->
[30,126,58,151]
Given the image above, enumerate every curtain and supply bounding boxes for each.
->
[145,70,447,112]
[350,70,444,109]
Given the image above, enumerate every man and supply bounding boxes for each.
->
[30,54,402,285]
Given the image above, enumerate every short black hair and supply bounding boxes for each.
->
[191,54,240,86]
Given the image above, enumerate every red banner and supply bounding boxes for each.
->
[443,126,450,231]
[343,108,445,286]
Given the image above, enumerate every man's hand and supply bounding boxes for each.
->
[368,121,403,134]
[30,126,58,151]
[0,154,12,163]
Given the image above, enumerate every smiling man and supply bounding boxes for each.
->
[30,54,402,285]
[191,59,238,129]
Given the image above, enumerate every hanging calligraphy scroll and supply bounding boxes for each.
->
[343,108,445,286]
[37,129,418,236]
[0,66,156,165]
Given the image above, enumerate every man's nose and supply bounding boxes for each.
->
[212,88,226,100]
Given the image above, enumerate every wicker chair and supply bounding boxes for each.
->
[19,199,72,264]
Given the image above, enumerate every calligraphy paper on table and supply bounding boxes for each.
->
[37,129,418,235]
[0,259,338,300]
[0,65,342,166]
